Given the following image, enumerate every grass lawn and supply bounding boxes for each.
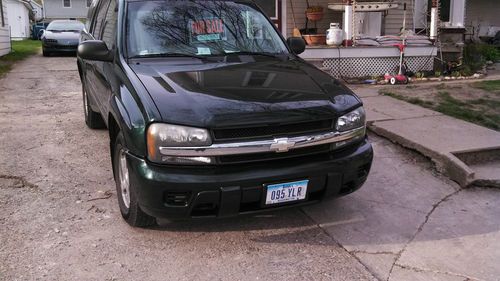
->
[0,40,41,77]
[471,80,500,93]
[380,81,500,131]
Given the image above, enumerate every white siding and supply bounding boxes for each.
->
[31,1,43,21]
[0,0,11,56]
[285,0,342,38]
[383,2,414,35]
[466,0,500,39]
[285,0,415,39]
[413,0,427,29]
[43,0,88,20]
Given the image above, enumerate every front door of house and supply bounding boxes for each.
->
[15,15,24,37]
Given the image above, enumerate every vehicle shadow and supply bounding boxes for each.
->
[151,203,342,247]
[154,207,320,233]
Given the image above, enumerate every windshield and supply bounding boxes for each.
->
[47,21,85,31]
[126,0,289,58]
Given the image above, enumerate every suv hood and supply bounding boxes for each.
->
[129,58,362,128]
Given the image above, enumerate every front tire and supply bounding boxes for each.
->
[113,133,157,228]
[82,84,105,129]
[42,49,50,57]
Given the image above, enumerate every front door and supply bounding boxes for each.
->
[15,15,23,37]
[7,3,25,38]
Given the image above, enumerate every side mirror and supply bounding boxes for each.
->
[38,29,44,38]
[287,37,306,55]
[78,40,113,62]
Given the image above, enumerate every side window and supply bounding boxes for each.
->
[0,0,5,27]
[91,0,110,39]
[101,0,117,49]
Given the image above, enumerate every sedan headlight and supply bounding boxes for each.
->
[336,107,366,132]
[147,123,213,164]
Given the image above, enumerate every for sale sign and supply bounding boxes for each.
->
[190,18,226,42]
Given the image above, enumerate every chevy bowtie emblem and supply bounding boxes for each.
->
[270,138,295,153]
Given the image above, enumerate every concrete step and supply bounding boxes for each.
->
[362,95,500,188]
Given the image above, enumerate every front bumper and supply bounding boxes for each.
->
[126,139,373,219]
[43,43,78,52]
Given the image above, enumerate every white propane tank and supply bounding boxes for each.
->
[326,23,343,46]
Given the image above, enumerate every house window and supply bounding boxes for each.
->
[63,0,71,8]
[253,0,281,31]
[440,0,451,22]
[254,0,278,19]
[0,0,4,27]
[87,0,92,8]
[433,0,465,28]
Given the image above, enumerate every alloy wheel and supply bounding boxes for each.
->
[118,149,131,209]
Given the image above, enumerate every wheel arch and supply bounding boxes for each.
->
[108,112,121,178]
[77,60,83,80]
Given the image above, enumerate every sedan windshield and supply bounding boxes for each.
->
[47,21,85,31]
[126,0,289,58]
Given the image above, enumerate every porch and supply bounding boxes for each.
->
[266,0,441,78]
[299,45,437,78]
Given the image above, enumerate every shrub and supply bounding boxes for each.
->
[477,44,500,62]
[463,43,500,73]
[459,65,473,77]
[463,43,485,72]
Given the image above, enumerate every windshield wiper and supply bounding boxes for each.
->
[130,53,207,60]
[224,51,288,59]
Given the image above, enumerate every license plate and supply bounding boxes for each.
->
[265,180,308,205]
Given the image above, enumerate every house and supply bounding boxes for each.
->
[256,0,498,78]
[31,0,42,21]
[253,0,438,77]
[465,0,500,41]
[5,0,33,40]
[0,0,10,56]
[43,0,89,21]
[274,0,437,77]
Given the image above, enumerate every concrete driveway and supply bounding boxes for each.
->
[0,54,499,281]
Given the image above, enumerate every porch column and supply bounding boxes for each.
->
[281,0,287,36]
[343,0,353,46]
[430,0,438,40]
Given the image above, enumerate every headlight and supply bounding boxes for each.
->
[336,107,366,132]
[147,123,213,164]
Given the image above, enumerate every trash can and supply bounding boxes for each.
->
[32,22,50,40]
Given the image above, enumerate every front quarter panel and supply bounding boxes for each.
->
[110,83,149,157]
[106,0,162,158]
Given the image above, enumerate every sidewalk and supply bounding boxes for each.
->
[351,84,500,188]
